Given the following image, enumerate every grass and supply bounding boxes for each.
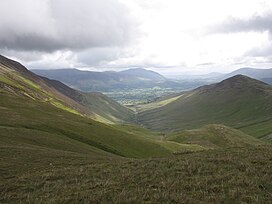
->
[135,94,182,112]
[238,118,272,139]
[1,145,272,203]
[50,100,82,116]
[0,92,205,159]
[168,124,265,149]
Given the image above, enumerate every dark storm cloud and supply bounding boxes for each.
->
[0,0,136,52]
[209,13,272,34]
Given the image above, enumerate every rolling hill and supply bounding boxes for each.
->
[138,75,272,138]
[168,124,264,149]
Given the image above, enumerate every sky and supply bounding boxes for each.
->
[1,0,272,75]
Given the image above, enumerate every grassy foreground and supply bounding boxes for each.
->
[1,145,272,203]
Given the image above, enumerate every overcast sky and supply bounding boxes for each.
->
[1,0,272,75]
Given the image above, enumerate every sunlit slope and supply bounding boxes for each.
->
[138,75,272,138]
[168,124,264,148]
[0,55,133,124]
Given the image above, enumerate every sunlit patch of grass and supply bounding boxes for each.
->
[50,100,81,116]
[136,95,182,112]
[93,113,115,124]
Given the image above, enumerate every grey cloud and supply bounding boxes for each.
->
[209,13,272,34]
[245,45,272,57]
[77,47,122,67]
[196,62,216,67]
[0,0,137,52]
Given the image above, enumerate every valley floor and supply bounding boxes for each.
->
[1,145,272,203]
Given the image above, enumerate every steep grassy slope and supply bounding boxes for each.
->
[138,75,272,138]
[168,124,264,149]
[1,145,272,203]
[0,55,133,123]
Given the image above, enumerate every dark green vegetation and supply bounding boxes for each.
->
[138,75,272,139]
[1,55,272,202]
[1,146,272,203]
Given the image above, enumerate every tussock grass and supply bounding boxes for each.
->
[1,145,272,203]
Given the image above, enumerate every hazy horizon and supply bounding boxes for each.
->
[1,0,272,75]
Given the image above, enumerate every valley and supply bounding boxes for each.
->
[1,55,272,202]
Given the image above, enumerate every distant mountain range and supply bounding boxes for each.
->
[32,68,207,92]
[223,67,272,81]
[33,68,179,92]
[182,67,272,84]
[33,67,272,96]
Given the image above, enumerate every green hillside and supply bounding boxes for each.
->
[168,124,264,149]
[0,55,133,124]
[0,92,201,158]
[138,75,272,138]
